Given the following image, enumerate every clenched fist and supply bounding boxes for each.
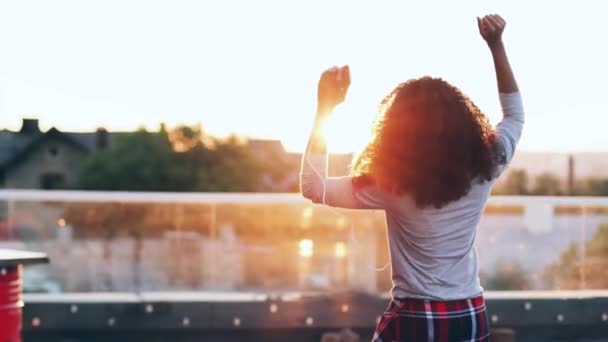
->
[477,14,506,48]
[317,65,351,115]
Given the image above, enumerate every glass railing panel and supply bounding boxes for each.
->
[1,191,607,294]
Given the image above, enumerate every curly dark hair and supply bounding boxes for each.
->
[351,77,498,209]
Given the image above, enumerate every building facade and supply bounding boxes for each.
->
[0,119,112,189]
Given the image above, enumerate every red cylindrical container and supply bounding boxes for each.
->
[0,265,23,342]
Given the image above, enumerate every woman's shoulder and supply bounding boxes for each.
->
[351,174,376,189]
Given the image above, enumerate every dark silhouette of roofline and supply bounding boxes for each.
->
[0,127,90,172]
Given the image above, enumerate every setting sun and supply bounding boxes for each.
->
[280,80,382,154]
[324,104,374,154]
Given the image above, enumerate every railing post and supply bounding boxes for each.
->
[0,249,48,342]
[6,200,14,240]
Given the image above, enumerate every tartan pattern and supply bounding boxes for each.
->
[372,295,490,342]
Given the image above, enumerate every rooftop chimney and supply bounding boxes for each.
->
[19,118,40,134]
[96,127,109,149]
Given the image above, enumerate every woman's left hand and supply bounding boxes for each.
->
[317,65,351,115]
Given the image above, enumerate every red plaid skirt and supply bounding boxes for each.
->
[372,295,490,342]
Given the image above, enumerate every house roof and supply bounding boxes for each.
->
[0,128,93,172]
[0,129,38,166]
[0,117,141,173]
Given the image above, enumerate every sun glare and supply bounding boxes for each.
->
[282,106,372,154]
[298,239,314,258]
[334,242,347,259]
[324,106,372,154]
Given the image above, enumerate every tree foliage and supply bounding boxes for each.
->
[494,169,608,196]
[493,169,529,195]
[480,260,531,290]
[575,178,608,196]
[543,222,608,289]
[531,172,563,196]
[77,125,288,192]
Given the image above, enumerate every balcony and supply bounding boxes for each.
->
[1,190,608,341]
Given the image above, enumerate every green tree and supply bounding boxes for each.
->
[532,172,563,196]
[494,169,529,195]
[481,260,531,290]
[78,129,187,191]
[543,223,608,289]
[77,125,272,192]
[197,135,264,192]
[574,178,608,196]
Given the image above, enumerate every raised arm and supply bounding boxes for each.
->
[478,14,524,168]
[478,14,518,93]
[300,66,386,209]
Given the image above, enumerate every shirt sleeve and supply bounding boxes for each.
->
[494,92,525,176]
[300,151,387,210]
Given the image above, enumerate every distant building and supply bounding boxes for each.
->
[0,119,116,189]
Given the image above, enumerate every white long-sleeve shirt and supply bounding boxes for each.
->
[300,92,524,300]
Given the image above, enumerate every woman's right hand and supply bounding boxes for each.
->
[317,65,351,116]
[477,14,506,49]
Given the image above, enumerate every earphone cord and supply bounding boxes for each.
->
[305,148,390,272]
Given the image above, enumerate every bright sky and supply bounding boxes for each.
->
[0,1,606,153]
